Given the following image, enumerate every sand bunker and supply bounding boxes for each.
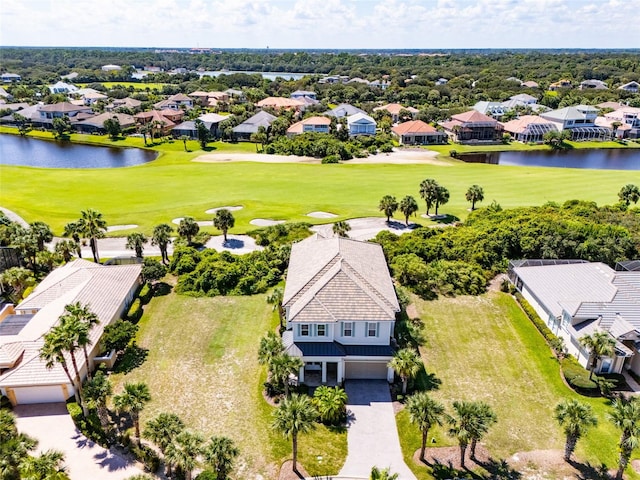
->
[172,217,213,227]
[250,219,286,227]
[307,211,338,219]
[420,213,448,220]
[205,234,263,255]
[107,224,138,232]
[311,217,418,241]
[205,206,244,214]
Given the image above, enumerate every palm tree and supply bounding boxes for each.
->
[388,348,422,394]
[266,287,285,327]
[83,370,113,434]
[554,399,597,462]
[213,209,235,243]
[60,302,99,380]
[313,385,348,425]
[419,178,439,215]
[434,185,450,215]
[29,221,53,251]
[379,195,399,222]
[468,402,497,459]
[113,382,151,445]
[579,331,616,379]
[609,396,640,480]
[143,413,185,476]
[178,217,199,245]
[126,232,148,258]
[465,185,485,210]
[40,329,81,405]
[62,221,83,258]
[202,436,239,480]
[447,400,475,469]
[151,223,173,264]
[370,467,399,480]
[20,450,70,480]
[0,410,37,480]
[399,195,418,226]
[77,209,107,263]
[165,430,203,480]
[270,353,304,397]
[332,220,351,238]
[406,392,446,460]
[618,184,640,207]
[272,394,317,473]
[54,239,78,263]
[258,331,284,367]
[0,266,35,302]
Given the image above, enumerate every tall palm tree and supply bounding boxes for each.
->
[465,185,485,210]
[272,394,317,473]
[0,266,35,302]
[388,348,422,394]
[399,195,418,226]
[29,221,53,251]
[270,353,304,397]
[609,396,640,480]
[151,223,173,264]
[143,413,185,476]
[406,392,446,460]
[83,370,113,434]
[126,232,148,258]
[164,430,203,480]
[468,402,497,459]
[40,326,82,406]
[202,436,239,480]
[419,178,439,215]
[378,195,399,222]
[0,410,37,480]
[618,184,640,206]
[554,399,597,461]
[62,221,83,258]
[579,330,616,379]
[266,287,285,327]
[213,209,235,243]
[332,220,351,238]
[77,209,107,264]
[434,185,450,215]
[113,382,151,445]
[177,217,199,245]
[60,302,99,380]
[54,239,78,263]
[447,401,477,469]
[19,450,70,480]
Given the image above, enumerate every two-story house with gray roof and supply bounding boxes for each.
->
[540,105,611,140]
[282,234,400,385]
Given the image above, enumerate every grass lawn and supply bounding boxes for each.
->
[425,139,640,155]
[1,129,634,236]
[397,292,637,479]
[110,288,346,479]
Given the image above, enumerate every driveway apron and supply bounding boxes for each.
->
[339,380,417,480]
[14,403,143,480]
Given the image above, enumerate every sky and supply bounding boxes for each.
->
[1,0,639,50]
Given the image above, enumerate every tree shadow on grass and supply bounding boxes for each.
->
[113,343,148,374]
[568,459,612,480]
[202,145,218,152]
[153,281,172,297]
[474,457,522,479]
[414,368,442,392]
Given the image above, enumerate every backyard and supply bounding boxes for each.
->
[0,129,634,235]
[110,286,347,479]
[397,292,636,480]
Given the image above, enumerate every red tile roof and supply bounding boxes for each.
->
[451,110,497,124]
[391,120,439,135]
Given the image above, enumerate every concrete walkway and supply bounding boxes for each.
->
[339,381,417,480]
[14,403,144,480]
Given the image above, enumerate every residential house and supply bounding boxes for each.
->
[347,113,376,136]
[1,73,21,83]
[232,110,277,141]
[37,102,93,127]
[373,103,419,123]
[369,79,391,90]
[134,110,177,135]
[325,103,366,118]
[473,101,507,119]
[0,87,13,101]
[105,97,142,112]
[548,79,573,91]
[48,81,79,94]
[500,115,558,143]
[287,116,331,136]
[579,79,608,90]
[74,89,108,105]
[508,260,640,376]
[435,78,448,86]
[256,97,304,111]
[0,260,141,405]
[540,105,611,140]
[509,93,538,105]
[291,90,317,101]
[391,120,446,145]
[521,81,540,89]
[597,107,640,139]
[101,64,122,71]
[75,112,136,134]
[618,81,640,93]
[172,112,227,139]
[224,88,246,102]
[439,110,503,143]
[154,93,193,111]
[282,234,400,385]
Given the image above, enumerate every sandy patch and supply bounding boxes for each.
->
[414,445,491,471]
[250,219,285,227]
[106,224,138,232]
[508,450,582,480]
[205,234,263,254]
[205,205,244,214]
[194,152,319,164]
[307,211,338,218]
[420,213,448,220]
[311,217,418,241]
[172,217,213,227]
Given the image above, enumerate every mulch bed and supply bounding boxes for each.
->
[413,445,491,471]
[278,460,311,480]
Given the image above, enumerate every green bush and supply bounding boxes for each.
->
[139,283,153,305]
[67,402,107,444]
[322,154,340,164]
[127,298,143,322]
[195,470,218,480]
[514,292,556,344]
[379,143,394,153]
[561,356,599,394]
[0,395,12,410]
[67,402,83,423]
[132,444,160,473]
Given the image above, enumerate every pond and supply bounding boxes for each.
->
[0,134,158,168]
[459,148,640,170]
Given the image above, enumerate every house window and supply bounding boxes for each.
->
[316,324,327,337]
[366,322,379,337]
[342,322,354,337]
[299,324,310,337]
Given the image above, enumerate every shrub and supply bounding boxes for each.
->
[379,143,394,153]
[103,320,139,353]
[195,471,218,480]
[514,292,556,344]
[449,149,458,158]
[126,298,143,322]
[0,395,12,410]
[67,402,108,444]
[561,356,599,394]
[67,402,83,423]
[138,283,153,305]
[132,444,160,473]
[322,154,340,164]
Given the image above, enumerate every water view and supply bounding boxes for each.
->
[0,135,158,168]
[460,148,640,170]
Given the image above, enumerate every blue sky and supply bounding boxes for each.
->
[1,0,639,49]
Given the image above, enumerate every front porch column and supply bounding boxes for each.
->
[337,361,344,383]
[321,361,327,383]
[298,365,305,383]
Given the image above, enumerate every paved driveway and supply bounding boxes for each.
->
[14,403,144,480]
[339,380,417,480]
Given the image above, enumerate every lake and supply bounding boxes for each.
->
[0,135,158,168]
[459,148,640,170]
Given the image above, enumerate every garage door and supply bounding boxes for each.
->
[13,385,67,405]
[344,361,388,380]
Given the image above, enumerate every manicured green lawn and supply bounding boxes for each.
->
[425,139,639,155]
[111,288,346,478]
[397,292,637,479]
[1,130,633,236]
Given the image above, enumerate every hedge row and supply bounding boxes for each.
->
[514,292,557,344]
[139,282,153,305]
[66,402,107,444]
[126,298,143,322]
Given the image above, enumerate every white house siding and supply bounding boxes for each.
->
[335,321,394,346]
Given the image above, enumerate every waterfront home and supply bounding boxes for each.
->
[232,110,277,141]
[391,120,446,145]
[473,101,507,119]
[540,105,611,140]
[440,110,503,144]
[500,115,558,143]
[36,102,93,127]
[75,112,136,134]
[597,107,640,139]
